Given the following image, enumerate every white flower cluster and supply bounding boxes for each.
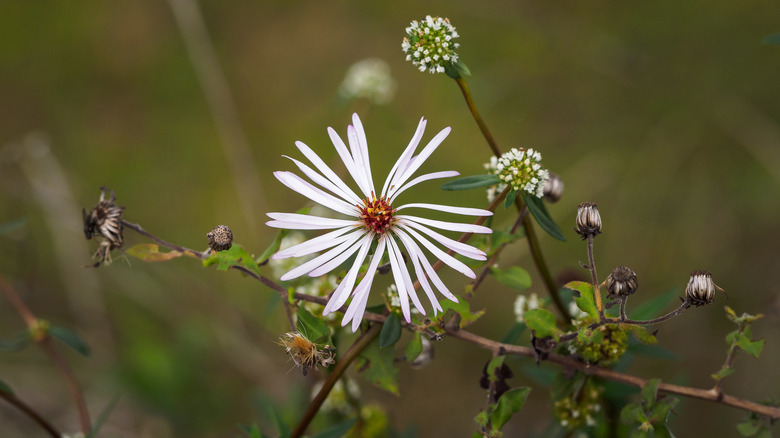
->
[402,15,460,74]
[338,58,396,105]
[513,292,541,323]
[484,148,549,201]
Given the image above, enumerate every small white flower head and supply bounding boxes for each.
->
[338,58,397,105]
[267,114,493,331]
[513,292,541,322]
[386,284,402,309]
[402,15,460,74]
[484,148,550,200]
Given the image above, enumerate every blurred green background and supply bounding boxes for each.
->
[1,1,779,436]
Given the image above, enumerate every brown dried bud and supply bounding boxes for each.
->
[543,172,564,203]
[575,202,602,239]
[83,187,125,266]
[604,266,638,298]
[685,270,724,306]
[207,225,233,251]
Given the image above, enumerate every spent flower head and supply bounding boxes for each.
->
[83,186,125,266]
[575,202,602,239]
[685,270,724,306]
[402,15,460,74]
[338,58,396,105]
[266,114,492,331]
[484,148,550,201]
[604,266,638,298]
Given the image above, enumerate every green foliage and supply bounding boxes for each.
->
[255,229,290,265]
[0,331,31,352]
[713,307,765,384]
[565,281,600,321]
[356,336,399,395]
[737,399,779,437]
[404,332,423,362]
[523,308,562,340]
[625,325,658,345]
[522,193,566,241]
[488,387,531,432]
[629,289,680,321]
[485,356,506,383]
[237,423,267,438]
[202,244,262,277]
[255,393,291,438]
[296,308,330,344]
[379,313,402,348]
[553,378,603,430]
[574,324,628,366]
[621,379,679,437]
[86,395,121,438]
[49,325,91,357]
[500,322,525,345]
[126,243,183,262]
[440,174,501,191]
[311,418,357,438]
[503,188,518,209]
[489,266,531,291]
[0,378,13,395]
[438,298,485,329]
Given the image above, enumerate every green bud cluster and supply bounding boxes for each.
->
[574,323,628,366]
[553,381,603,429]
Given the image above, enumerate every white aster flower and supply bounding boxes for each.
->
[338,58,396,105]
[402,15,460,74]
[267,114,493,331]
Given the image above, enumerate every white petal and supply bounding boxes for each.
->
[396,215,492,234]
[381,117,426,197]
[293,141,362,205]
[328,127,371,198]
[266,212,359,230]
[323,235,374,314]
[398,221,486,261]
[351,113,375,193]
[401,226,477,279]
[283,155,360,206]
[393,228,457,303]
[396,203,493,217]
[393,229,442,313]
[387,237,425,322]
[274,171,357,216]
[308,232,371,277]
[273,227,358,259]
[341,239,387,330]
[280,233,363,281]
[387,127,451,199]
[388,170,459,203]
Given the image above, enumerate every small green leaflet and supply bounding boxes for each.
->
[49,326,91,358]
[126,243,183,262]
[356,336,399,395]
[564,281,600,321]
[523,309,562,340]
[203,244,262,278]
[625,325,658,345]
[256,229,290,265]
[489,387,531,432]
[439,298,485,328]
[522,193,566,241]
[490,266,531,291]
[380,313,402,348]
[296,308,330,344]
[504,189,518,209]
[440,174,501,191]
[310,418,358,438]
[405,332,423,362]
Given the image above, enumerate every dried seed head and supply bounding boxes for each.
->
[278,332,335,376]
[207,225,233,252]
[685,270,724,306]
[84,187,125,266]
[543,173,564,203]
[604,266,638,298]
[575,202,602,239]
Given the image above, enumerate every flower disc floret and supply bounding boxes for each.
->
[484,148,550,200]
[402,15,460,74]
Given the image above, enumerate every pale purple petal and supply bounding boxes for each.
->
[308,232,372,277]
[387,237,425,322]
[393,228,458,303]
[266,212,359,230]
[323,235,374,314]
[280,233,364,281]
[273,227,359,259]
[283,154,361,205]
[388,171,459,203]
[386,127,451,200]
[397,221,486,261]
[396,203,493,217]
[351,114,375,193]
[394,228,442,313]
[396,215,493,234]
[401,226,477,279]
[380,117,427,197]
[341,239,387,330]
[274,171,357,216]
[293,141,362,205]
[328,127,371,198]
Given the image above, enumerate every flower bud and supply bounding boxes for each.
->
[604,266,638,298]
[543,172,564,203]
[207,225,233,252]
[575,202,602,239]
[685,270,723,306]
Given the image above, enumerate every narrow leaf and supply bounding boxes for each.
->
[0,379,13,395]
[490,266,532,291]
[522,193,566,241]
[49,326,91,358]
[641,378,661,409]
[504,189,518,209]
[454,59,472,77]
[440,174,501,191]
[254,393,290,438]
[86,395,121,438]
[625,325,658,345]
[404,332,423,362]
[296,308,330,344]
[648,397,679,423]
[523,308,562,340]
[489,387,531,431]
[736,420,762,437]
[311,418,357,438]
[126,243,183,262]
[620,403,645,424]
[256,229,289,265]
[565,281,600,321]
[711,366,735,381]
[629,289,679,321]
[380,313,402,348]
[653,424,674,438]
[0,332,31,352]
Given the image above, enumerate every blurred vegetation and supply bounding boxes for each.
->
[1,1,779,436]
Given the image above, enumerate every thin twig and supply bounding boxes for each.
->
[0,390,61,438]
[586,234,604,318]
[290,323,382,438]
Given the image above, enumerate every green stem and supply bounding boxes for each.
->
[454,77,502,157]
[290,323,382,438]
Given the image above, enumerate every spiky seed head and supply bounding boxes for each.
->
[207,225,233,252]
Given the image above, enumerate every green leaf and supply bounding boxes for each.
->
[625,325,658,345]
[296,308,330,344]
[711,366,735,381]
[126,243,183,262]
[490,229,524,247]
[653,424,674,438]
[356,336,399,395]
[620,403,645,424]
[648,397,678,423]
[311,418,357,438]
[522,193,566,241]
[577,327,603,345]
[551,371,584,401]
[504,189,518,209]
[485,356,506,382]
[565,281,600,321]
[0,379,13,395]
[255,229,289,265]
[763,33,780,44]
[254,393,290,438]
[0,332,31,352]
[86,395,121,438]
[489,387,531,431]
[380,313,402,348]
[490,266,532,291]
[736,334,764,358]
[439,298,485,328]
[500,322,526,345]
[404,332,423,362]
[203,244,262,278]
[454,59,472,77]
[737,419,762,436]
[440,174,501,191]
[49,326,91,357]
[641,378,661,409]
[523,308,562,340]
[629,289,680,321]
